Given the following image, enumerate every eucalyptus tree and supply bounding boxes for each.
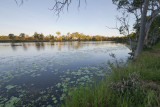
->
[112,0,160,57]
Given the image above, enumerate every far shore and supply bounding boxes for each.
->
[0,40,121,43]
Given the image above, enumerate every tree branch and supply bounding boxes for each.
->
[50,0,86,16]
[14,0,24,6]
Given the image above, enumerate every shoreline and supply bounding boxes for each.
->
[62,42,160,107]
[0,40,121,43]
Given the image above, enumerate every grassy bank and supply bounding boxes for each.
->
[62,42,160,107]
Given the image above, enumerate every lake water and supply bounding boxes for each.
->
[0,41,131,106]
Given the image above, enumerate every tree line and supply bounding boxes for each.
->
[0,32,136,42]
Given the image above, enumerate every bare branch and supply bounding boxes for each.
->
[50,0,86,16]
[14,0,25,6]
[14,0,18,5]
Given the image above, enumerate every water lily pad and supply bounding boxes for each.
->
[47,105,52,107]
[5,85,16,90]
[56,83,61,88]
[5,96,20,106]
[54,100,58,104]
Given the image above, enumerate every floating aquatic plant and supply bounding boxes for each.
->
[56,83,61,88]
[5,85,16,90]
[5,96,20,107]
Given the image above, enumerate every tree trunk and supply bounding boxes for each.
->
[144,11,160,46]
[144,18,155,46]
[134,0,149,57]
[144,28,150,46]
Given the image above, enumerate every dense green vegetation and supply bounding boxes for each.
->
[0,32,135,42]
[62,42,160,107]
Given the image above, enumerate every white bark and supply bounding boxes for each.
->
[135,0,150,57]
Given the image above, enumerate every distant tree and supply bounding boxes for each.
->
[67,32,70,36]
[33,32,39,40]
[85,35,91,41]
[56,32,61,37]
[94,35,102,41]
[54,36,58,41]
[80,33,85,41]
[56,31,62,41]
[49,34,54,41]
[8,34,15,41]
[66,32,70,41]
[25,35,29,38]
[19,33,25,40]
[33,32,44,40]
[62,35,66,41]
[74,32,81,41]
[39,33,44,40]
[59,36,63,41]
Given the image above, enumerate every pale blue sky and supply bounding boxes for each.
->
[0,0,134,36]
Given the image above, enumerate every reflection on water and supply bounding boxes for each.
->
[35,42,45,51]
[22,43,27,51]
[2,41,129,51]
[0,41,131,106]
